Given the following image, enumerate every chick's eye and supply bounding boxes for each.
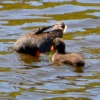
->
[52,43,55,46]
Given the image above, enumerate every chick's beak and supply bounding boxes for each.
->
[51,45,54,51]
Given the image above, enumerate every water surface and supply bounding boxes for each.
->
[0,0,100,100]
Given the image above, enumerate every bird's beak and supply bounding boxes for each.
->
[49,45,54,58]
[51,45,54,51]
[63,25,67,33]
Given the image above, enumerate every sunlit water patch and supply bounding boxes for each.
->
[77,0,100,4]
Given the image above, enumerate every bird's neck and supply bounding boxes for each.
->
[57,49,66,54]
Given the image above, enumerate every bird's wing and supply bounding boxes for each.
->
[35,25,54,34]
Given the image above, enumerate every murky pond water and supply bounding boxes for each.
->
[0,0,100,100]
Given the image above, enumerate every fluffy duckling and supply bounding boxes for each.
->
[14,22,67,56]
[50,38,85,72]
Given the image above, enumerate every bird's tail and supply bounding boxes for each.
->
[76,61,85,67]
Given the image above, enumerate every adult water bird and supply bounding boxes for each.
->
[14,22,67,56]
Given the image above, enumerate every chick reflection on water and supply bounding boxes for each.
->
[50,38,85,72]
[14,22,67,56]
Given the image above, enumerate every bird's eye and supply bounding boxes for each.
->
[61,24,65,28]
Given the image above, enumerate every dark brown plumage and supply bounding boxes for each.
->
[14,22,67,56]
[51,38,85,72]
